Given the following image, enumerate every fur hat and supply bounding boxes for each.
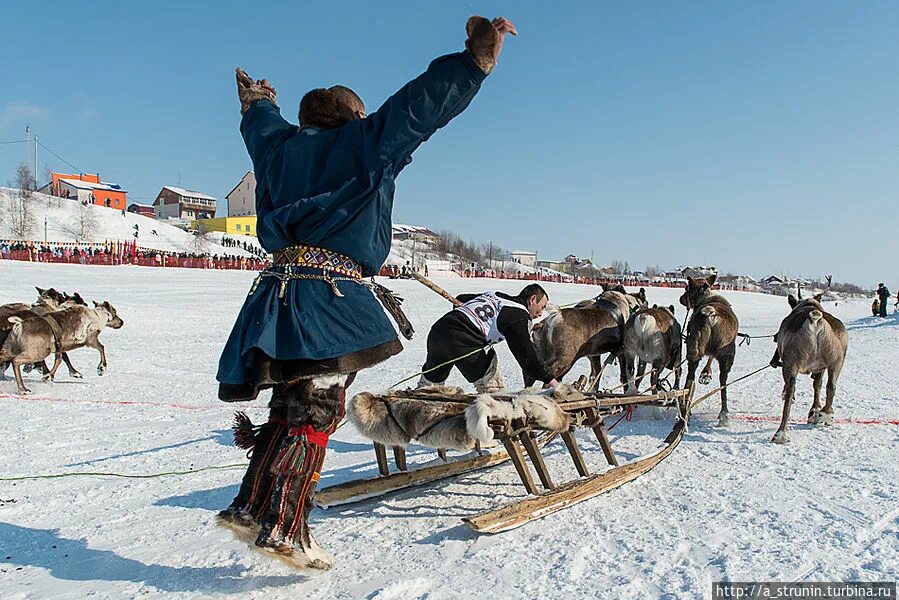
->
[299,85,365,129]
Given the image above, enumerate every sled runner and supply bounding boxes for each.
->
[316,383,696,533]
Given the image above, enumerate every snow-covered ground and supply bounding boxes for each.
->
[0,261,895,599]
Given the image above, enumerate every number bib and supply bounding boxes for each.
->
[455,292,521,344]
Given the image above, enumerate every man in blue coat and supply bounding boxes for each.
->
[216,16,518,569]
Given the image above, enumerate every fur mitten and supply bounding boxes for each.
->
[465,16,502,75]
[236,67,277,114]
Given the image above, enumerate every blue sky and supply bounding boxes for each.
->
[2,1,897,286]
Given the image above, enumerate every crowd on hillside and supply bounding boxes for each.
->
[219,235,267,258]
[0,240,270,271]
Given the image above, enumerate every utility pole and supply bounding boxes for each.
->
[25,126,30,184]
[34,135,38,189]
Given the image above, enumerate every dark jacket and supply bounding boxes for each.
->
[878,286,891,301]
[437,292,554,384]
[217,51,487,386]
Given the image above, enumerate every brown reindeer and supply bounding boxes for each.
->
[0,288,87,380]
[679,275,739,426]
[528,285,648,387]
[0,301,124,394]
[623,304,682,394]
[770,294,847,444]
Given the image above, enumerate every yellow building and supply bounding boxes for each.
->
[192,216,257,237]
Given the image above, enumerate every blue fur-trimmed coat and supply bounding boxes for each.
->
[217,51,488,386]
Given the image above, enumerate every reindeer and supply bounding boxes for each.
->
[680,275,739,426]
[528,284,648,388]
[623,304,682,394]
[0,301,124,394]
[770,288,847,444]
[0,288,87,380]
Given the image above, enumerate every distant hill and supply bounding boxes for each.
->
[0,188,260,257]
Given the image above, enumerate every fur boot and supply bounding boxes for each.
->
[416,374,446,388]
[217,409,288,542]
[255,424,334,570]
[254,376,347,570]
[473,355,506,394]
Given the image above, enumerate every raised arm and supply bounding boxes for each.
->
[235,68,295,169]
[357,16,517,167]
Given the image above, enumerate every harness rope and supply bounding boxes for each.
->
[0,463,245,482]
[690,364,774,408]
[387,344,495,390]
[736,332,776,346]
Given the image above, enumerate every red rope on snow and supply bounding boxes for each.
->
[0,393,220,411]
[730,414,899,426]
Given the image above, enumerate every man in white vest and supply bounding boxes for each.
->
[418,284,558,391]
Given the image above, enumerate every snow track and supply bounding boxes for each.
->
[0,261,895,599]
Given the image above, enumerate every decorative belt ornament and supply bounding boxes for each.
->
[246,244,414,340]
[274,245,363,279]
[249,245,362,299]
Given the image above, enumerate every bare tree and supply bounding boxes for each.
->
[1,164,37,239]
[15,162,36,195]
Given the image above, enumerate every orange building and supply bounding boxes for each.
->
[39,172,128,210]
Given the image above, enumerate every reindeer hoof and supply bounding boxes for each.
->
[22,364,34,374]
[97,366,106,376]
[17,388,32,396]
[699,373,712,385]
[771,431,790,444]
[716,413,731,428]
[818,412,834,426]
[42,374,54,383]
[72,372,83,379]
[807,411,821,425]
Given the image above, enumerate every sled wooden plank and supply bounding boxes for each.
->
[560,430,589,477]
[584,408,618,467]
[463,417,687,534]
[518,429,554,490]
[594,421,618,467]
[501,436,538,495]
[316,450,512,508]
[373,443,390,477]
[392,446,408,471]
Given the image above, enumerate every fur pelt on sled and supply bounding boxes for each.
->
[348,387,570,452]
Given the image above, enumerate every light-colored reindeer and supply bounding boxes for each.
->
[770,277,847,444]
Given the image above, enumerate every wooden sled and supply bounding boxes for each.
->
[316,384,695,534]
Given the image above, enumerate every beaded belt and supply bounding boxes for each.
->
[273,245,362,279]
[251,244,363,299]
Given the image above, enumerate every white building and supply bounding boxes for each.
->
[510,250,537,268]
[226,171,256,217]
[153,186,217,220]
